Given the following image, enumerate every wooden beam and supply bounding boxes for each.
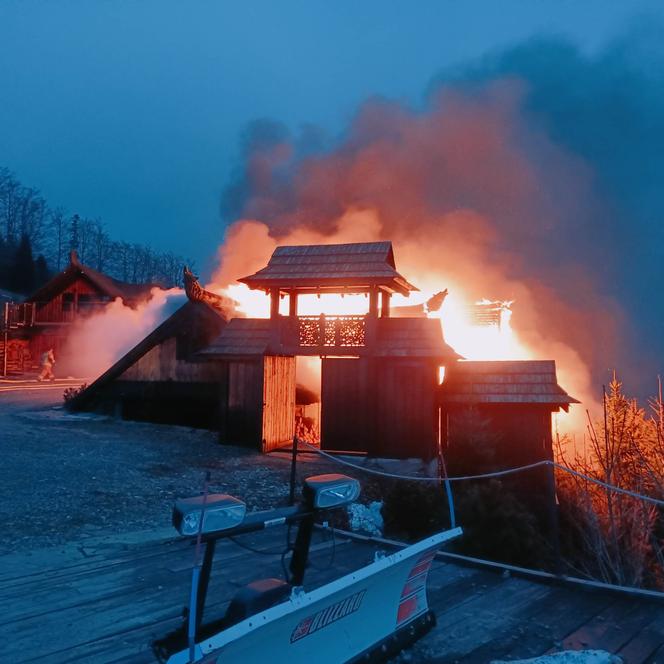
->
[269,289,280,319]
[288,292,298,317]
[381,291,391,318]
[369,288,379,318]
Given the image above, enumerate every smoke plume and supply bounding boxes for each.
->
[62,288,185,378]
[212,25,664,422]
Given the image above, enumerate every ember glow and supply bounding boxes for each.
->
[222,281,528,362]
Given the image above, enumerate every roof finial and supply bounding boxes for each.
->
[69,249,80,266]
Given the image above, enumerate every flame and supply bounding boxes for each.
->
[221,283,531,362]
[222,284,373,318]
[431,293,528,361]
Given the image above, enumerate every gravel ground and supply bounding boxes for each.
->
[0,387,338,554]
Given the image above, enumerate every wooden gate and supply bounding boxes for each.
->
[321,358,371,453]
[261,355,296,453]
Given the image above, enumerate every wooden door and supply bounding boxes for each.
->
[261,355,296,453]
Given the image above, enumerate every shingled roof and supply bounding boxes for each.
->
[239,241,417,295]
[197,318,273,359]
[440,360,579,411]
[27,251,155,306]
[374,318,462,360]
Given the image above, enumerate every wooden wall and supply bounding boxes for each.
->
[321,358,371,452]
[374,359,439,459]
[218,356,296,451]
[444,404,554,466]
[119,337,225,383]
[261,355,295,453]
[321,357,439,458]
[0,338,31,374]
[220,360,264,447]
[34,276,103,323]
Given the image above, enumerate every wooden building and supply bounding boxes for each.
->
[202,241,460,457]
[68,269,232,428]
[1,251,154,375]
[440,360,578,467]
[70,242,578,466]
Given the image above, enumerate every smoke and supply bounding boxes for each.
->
[61,288,185,378]
[210,25,664,417]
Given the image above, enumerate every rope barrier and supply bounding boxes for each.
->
[299,441,664,508]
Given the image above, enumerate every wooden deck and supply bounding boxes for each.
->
[2,529,664,663]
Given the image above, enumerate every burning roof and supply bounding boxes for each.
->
[238,241,417,295]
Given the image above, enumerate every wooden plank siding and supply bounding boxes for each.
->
[119,337,225,383]
[321,358,371,453]
[261,355,296,452]
[321,357,439,458]
[374,359,439,459]
[220,360,264,447]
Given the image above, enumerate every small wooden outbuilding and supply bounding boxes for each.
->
[440,360,579,467]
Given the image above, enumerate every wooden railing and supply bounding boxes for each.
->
[2,303,35,329]
[296,314,366,348]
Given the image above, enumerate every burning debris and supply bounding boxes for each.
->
[468,299,513,329]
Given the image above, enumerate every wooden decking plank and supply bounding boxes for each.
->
[2,539,350,663]
[23,539,375,664]
[0,534,185,586]
[645,641,664,663]
[561,600,658,654]
[1,535,293,624]
[485,585,617,661]
[409,574,551,661]
[617,611,664,664]
[0,538,190,592]
[0,526,313,622]
[452,585,563,663]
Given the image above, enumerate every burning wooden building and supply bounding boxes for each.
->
[197,241,461,456]
[70,240,578,465]
[1,251,154,376]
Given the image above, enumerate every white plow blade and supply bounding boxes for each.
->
[168,527,462,664]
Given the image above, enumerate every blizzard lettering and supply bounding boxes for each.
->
[290,590,366,642]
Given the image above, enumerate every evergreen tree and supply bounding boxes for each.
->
[9,233,36,294]
[34,254,50,287]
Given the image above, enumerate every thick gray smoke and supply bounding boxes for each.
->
[218,25,664,402]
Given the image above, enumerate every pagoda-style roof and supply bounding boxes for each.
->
[238,241,417,296]
[27,251,155,306]
[440,360,579,411]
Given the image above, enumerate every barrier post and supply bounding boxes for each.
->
[289,435,298,506]
[546,460,562,575]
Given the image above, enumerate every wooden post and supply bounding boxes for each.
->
[289,434,298,506]
[381,291,391,318]
[269,289,280,319]
[288,291,298,318]
[545,435,562,575]
[2,303,7,378]
[369,287,379,318]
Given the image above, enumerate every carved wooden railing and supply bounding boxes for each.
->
[296,314,366,348]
